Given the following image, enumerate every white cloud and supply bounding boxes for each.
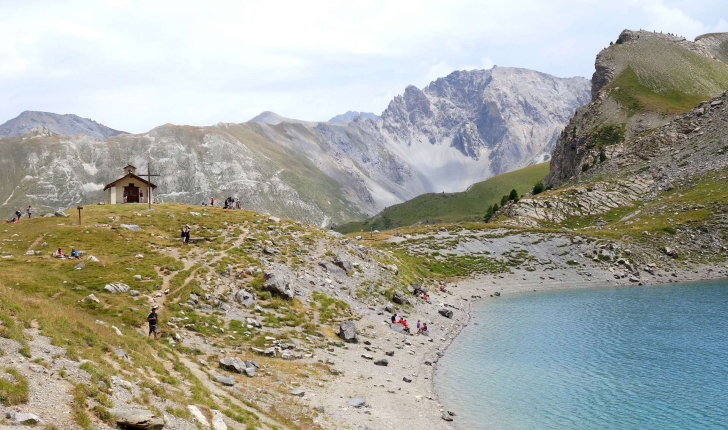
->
[0,0,725,132]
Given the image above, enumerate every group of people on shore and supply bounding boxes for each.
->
[391,313,428,335]
[5,206,32,223]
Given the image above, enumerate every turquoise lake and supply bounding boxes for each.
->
[434,280,728,430]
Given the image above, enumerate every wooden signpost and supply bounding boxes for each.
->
[77,206,83,225]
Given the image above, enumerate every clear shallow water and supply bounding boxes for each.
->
[434,281,728,430]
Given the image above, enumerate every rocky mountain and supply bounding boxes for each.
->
[545,30,728,187]
[0,110,128,138]
[0,67,589,225]
[328,111,380,123]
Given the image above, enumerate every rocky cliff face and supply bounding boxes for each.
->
[545,30,728,187]
[379,68,590,190]
[0,111,128,138]
[0,67,590,224]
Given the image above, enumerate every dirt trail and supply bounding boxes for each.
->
[176,354,287,430]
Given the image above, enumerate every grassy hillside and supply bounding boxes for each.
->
[336,162,549,233]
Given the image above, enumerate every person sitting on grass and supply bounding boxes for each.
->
[391,313,397,323]
[70,247,80,259]
[54,248,64,258]
[420,322,428,334]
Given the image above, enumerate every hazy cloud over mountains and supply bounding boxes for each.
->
[0,0,726,133]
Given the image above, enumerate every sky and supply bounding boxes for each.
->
[1,0,727,133]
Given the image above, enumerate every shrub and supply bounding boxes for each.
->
[500,195,509,206]
[484,205,495,223]
[0,369,29,405]
[509,189,519,202]
[532,181,545,195]
[582,163,591,172]
[599,150,608,163]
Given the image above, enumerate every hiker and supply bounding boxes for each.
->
[235,197,240,209]
[184,225,190,244]
[15,210,21,222]
[180,226,186,245]
[26,206,32,219]
[123,190,128,203]
[420,323,428,334]
[70,247,80,259]
[210,197,215,206]
[401,319,410,334]
[416,320,421,332]
[148,305,159,339]
[54,248,64,258]
[391,313,398,324]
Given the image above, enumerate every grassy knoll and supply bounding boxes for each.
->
[336,162,549,233]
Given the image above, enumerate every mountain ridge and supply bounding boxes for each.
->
[0,110,128,138]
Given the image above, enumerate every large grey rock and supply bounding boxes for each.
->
[439,308,454,319]
[262,270,294,300]
[110,408,165,429]
[374,359,389,366]
[289,389,305,397]
[187,405,209,427]
[348,397,367,408]
[14,413,41,425]
[211,410,228,430]
[392,290,406,304]
[337,321,357,343]
[319,260,344,274]
[120,224,141,231]
[219,357,246,373]
[235,289,255,307]
[216,375,235,386]
[333,257,354,272]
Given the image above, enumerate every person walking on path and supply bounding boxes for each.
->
[26,206,32,219]
[148,305,159,339]
[184,225,190,244]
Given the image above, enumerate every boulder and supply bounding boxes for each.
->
[244,359,259,369]
[120,224,141,231]
[262,270,294,300]
[110,409,164,429]
[439,308,454,319]
[494,291,501,297]
[333,257,354,272]
[374,359,388,366]
[215,375,235,386]
[337,321,357,343]
[74,262,85,270]
[263,246,278,255]
[244,367,255,377]
[235,289,255,307]
[318,260,344,274]
[664,246,679,258]
[211,410,227,430]
[289,389,305,397]
[219,357,246,374]
[389,264,399,275]
[348,397,367,408]
[385,351,394,357]
[268,216,281,223]
[15,413,41,425]
[403,377,412,383]
[392,290,406,305]
[187,405,210,427]
[54,210,69,218]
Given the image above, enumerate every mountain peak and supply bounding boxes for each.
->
[0,111,128,138]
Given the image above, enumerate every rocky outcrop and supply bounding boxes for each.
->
[546,30,728,188]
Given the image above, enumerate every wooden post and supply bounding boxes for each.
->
[77,206,83,225]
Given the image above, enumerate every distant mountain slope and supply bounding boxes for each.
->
[328,111,380,123]
[336,162,550,233]
[546,30,728,187]
[0,111,127,138]
[0,66,589,224]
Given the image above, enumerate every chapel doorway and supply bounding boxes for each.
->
[125,184,139,203]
